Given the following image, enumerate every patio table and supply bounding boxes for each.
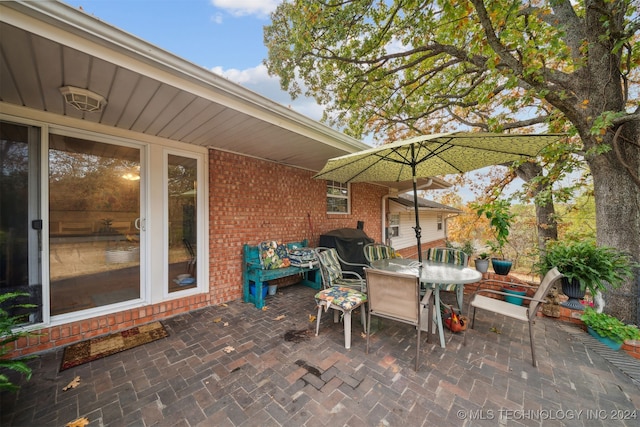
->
[370,258,482,348]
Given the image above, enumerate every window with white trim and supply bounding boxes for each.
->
[326,181,350,213]
[437,213,443,231]
[388,213,400,237]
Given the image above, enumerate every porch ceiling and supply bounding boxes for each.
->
[0,1,369,172]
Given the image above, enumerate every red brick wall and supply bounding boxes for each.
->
[208,149,388,305]
[9,294,210,357]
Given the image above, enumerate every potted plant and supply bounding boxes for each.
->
[0,292,38,392]
[536,240,638,310]
[581,307,640,351]
[474,252,490,273]
[475,200,514,275]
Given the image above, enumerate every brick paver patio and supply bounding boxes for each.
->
[1,284,639,426]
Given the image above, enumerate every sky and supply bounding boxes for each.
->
[65,0,326,121]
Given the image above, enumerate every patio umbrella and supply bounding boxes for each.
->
[313,132,564,262]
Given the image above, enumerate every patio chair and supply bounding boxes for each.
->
[314,247,368,292]
[314,247,368,349]
[463,267,563,367]
[423,247,469,312]
[363,243,402,264]
[364,268,424,371]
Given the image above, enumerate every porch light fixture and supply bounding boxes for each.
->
[59,86,107,112]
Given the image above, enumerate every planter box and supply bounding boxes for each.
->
[587,326,623,351]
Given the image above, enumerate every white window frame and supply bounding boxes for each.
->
[437,213,443,231]
[326,180,350,214]
[163,148,206,299]
[388,213,400,238]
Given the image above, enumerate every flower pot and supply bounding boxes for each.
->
[475,258,489,273]
[587,326,623,351]
[502,286,526,305]
[268,284,278,296]
[491,258,512,275]
[561,277,585,310]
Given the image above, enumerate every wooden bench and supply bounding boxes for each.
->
[242,239,321,309]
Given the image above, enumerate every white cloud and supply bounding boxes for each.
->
[210,13,224,24]
[211,64,325,121]
[210,0,280,17]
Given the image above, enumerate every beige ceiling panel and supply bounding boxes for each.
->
[1,23,42,108]
[160,96,213,140]
[116,77,162,130]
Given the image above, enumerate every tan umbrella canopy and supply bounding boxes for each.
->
[314,132,564,262]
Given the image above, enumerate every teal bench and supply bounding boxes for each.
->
[242,239,321,309]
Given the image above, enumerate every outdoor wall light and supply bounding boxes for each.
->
[59,86,107,112]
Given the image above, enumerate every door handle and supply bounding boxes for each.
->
[135,218,145,231]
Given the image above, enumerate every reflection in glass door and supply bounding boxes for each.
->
[0,122,42,324]
[49,134,141,315]
[167,154,197,292]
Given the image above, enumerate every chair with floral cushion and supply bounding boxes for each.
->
[314,286,368,349]
[314,247,368,349]
[363,243,402,264]
[314,247,368,292]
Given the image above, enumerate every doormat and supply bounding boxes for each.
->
[60,321,168,371]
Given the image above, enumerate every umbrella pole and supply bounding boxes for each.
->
[411,145,423,263]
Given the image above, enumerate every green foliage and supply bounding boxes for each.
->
[474,200,514,259]
[581,307,640,344]
[0,292,37,392]
[535,240,639,296]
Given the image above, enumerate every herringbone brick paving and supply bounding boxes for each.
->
[1,284,639,426]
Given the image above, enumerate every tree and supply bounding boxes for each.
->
[265,0,640,323]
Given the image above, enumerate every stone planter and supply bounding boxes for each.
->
[560,277,585,310]
[474,258,489,273]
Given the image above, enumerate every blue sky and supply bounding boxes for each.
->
[66,0,325,120]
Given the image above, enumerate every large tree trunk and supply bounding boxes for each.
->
[515,162,558,253]
[588,124,640,325]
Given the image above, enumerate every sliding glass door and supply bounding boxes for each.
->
[49,134,142,315]
[0,122,42,324]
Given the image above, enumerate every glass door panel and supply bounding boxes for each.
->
[0,122,42,324]
[168,154,197,292]
[49,134,141,315]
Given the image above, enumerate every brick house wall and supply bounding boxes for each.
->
[207,149,389,305]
